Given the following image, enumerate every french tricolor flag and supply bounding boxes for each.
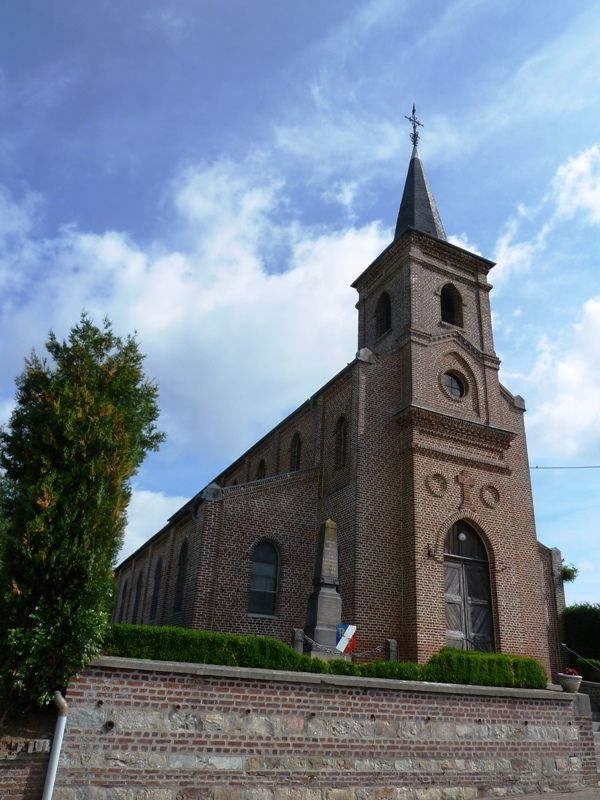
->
[336,624,357,654]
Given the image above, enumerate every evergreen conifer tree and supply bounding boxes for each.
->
[0,314,164,714]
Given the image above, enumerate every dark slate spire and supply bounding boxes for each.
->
[394,106,446,241]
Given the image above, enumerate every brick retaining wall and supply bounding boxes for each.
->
[0,709,54,799]
[44,656,599,799]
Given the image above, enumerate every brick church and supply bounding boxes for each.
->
[114,112,565,678]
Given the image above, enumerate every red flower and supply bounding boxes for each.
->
[563,667,580,676]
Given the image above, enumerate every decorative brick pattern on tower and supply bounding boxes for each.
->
[114,145,564,677]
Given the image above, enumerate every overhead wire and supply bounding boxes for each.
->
[530,465,600,470]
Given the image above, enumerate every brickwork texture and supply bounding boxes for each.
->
[44,657,598,799]
[113,157,567,680]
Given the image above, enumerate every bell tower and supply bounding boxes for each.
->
[350,108,550,672]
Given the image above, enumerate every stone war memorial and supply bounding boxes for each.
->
[113,107,568,679]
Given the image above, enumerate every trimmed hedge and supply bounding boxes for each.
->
[104,624,327,674]
[358,659,423,681]
[423,647,547,689]
[564,603,600,661]
[103,625,547,689]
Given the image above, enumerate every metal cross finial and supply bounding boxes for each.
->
[405,103,423,146]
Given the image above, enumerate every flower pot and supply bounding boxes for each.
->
[557,673,582,693]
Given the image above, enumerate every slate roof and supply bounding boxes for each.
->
[394,144,446,241]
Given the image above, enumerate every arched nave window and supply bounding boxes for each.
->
[248,540,279,616]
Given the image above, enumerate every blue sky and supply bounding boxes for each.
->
[1,1,600,606]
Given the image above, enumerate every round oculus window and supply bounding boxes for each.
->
[442,371,465,399]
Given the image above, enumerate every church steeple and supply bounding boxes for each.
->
[394,106,446,242]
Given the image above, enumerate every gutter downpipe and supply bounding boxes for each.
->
[41,691,69,800]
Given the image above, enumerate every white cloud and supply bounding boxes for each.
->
[492,217,550,283]
[0,187,39,241]
[20,59,79,112]
[456,7,600,161]
[124,489,189,561]
[323,180,362,216]
[448,232,482,256]
[273,112,402,177]
[0,158,389,555]
[173,157,285,241]
[143,9,191,44]
[479,145,600,475]
[551,144,600,225]
[0,398,14,428]
[501,8,600,119]
[577,560,595,572]
[489,144,600,284]
[270,5,600,180]
[526,297,600,458]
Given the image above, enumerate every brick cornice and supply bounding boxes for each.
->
[419,327,500,366]
[221,467,319,498]
[416,234,495,275]
[393,405,516,463]
[388,327,500,369]
[351,237,406,292]
[412,444,512,475]
[411,254,492,290]
[351,230,495,294]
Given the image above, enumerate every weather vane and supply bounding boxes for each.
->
[405,103,423,146]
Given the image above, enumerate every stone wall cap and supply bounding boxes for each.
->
[91,656,576,702]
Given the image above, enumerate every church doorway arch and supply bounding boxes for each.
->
[444,521,494,652]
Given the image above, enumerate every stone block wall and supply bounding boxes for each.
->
[48,656,598,800]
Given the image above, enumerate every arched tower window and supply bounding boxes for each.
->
[334,416,348,470]
[375,291,392,338]
[173,540,188,613]
[444,521,494,652]
[248,540,279,616]
[256,459,267,480]
[290,432,302,471]
[132,571,144,624]
[441,283,463,327]
[149,558,162,622]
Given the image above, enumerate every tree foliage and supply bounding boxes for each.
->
[0,314,164,714]
[563,602,600,661]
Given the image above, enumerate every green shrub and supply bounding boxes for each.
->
[560,563,578,583]
[327,658,360,676]
[509,654,548,688]
[104,624,330,674]
[104,627,546,689]
[564,603,600,661]
[358,660,423,680]
[423,648,546,689]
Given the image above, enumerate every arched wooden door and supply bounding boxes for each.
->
[444,521,494,652]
